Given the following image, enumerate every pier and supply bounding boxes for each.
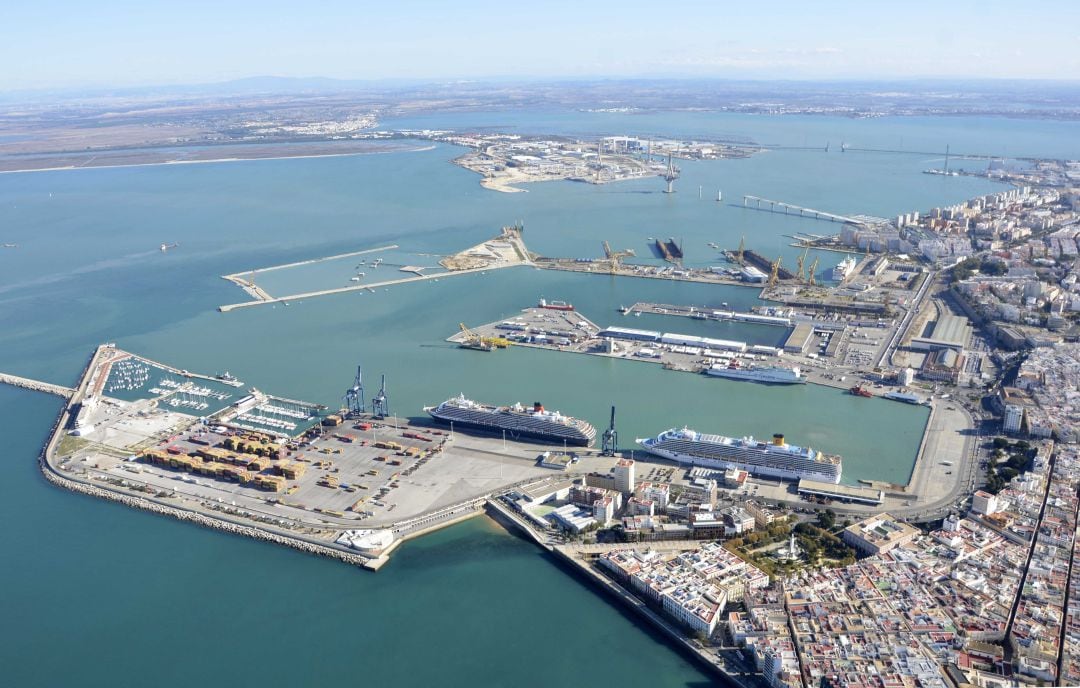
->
[0,372,74,398]
[219,263,520,311]
[219,226,532,312]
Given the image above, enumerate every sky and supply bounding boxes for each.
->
[2,0,1078,91]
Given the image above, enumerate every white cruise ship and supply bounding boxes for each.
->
[831,255,857,281]
[706,361,805,384]
[638,429,842,483]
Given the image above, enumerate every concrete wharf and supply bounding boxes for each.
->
[624,302,792,327]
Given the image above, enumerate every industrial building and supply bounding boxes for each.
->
[783,323,814,354]
[842,513,919,556]
[909,313,972,353]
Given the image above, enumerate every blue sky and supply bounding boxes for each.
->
[2,0,1078,90]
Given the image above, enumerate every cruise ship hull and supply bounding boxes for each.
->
[426,408,595,447]
[639,443,839,483]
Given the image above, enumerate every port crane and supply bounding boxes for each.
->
[458,323,511,351]
[343,366,365,417]
[602,241,635,274]
[736,235,746,265]
[795,245,810,283]
[371,375,389,418]
[768,257,783,288]
[807,256,820,286]
[601,406,618,457]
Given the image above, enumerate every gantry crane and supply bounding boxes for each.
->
[807,256,819,286]
[602,241,635,274]
[371,375,389,418]
[768,257,783,288]
[795,245,809,283]
[601,406,618,457]
[343,365,365,417]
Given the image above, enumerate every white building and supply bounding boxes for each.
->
[971,490,1000,516]
[551,504,596,533]
[593,496,615,526]
[637,481,670,511]
[613,458,635,494]
[899,367,915,387]
[1003,404,1025,434]
[335,529,395,556]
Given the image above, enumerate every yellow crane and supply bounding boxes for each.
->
[768,257,783,288]
[795,245,809,283]
[458,323,511,351]
[602,240,635,274]
[736,235,746,264]
[807,256,819,286]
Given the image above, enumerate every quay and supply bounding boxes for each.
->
[622,302,792,327]
[535,258,761,289]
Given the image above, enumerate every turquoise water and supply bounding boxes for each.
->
[2,111,1075,686]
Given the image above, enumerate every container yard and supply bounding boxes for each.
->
[44,346,640,565]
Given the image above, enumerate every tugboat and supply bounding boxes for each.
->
[849,385,873,398]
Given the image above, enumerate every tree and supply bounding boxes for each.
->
[817,509,837,530]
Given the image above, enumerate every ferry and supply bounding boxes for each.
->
[706,361,805,385]
[831,255,857,281]
[884,390,931,406]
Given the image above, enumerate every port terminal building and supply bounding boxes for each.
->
[797,479,884,506]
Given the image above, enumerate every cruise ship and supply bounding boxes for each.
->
[706,361,805,384]
[425,395,596,446]
[638,429,842,483]
[831,255,857,281]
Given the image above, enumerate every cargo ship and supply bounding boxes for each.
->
[706,361,805,384]
[831,255,857,281]
[638,429,842,484]
[538,298,574,312]
[424,395,596,446]
[849,385,873,398]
